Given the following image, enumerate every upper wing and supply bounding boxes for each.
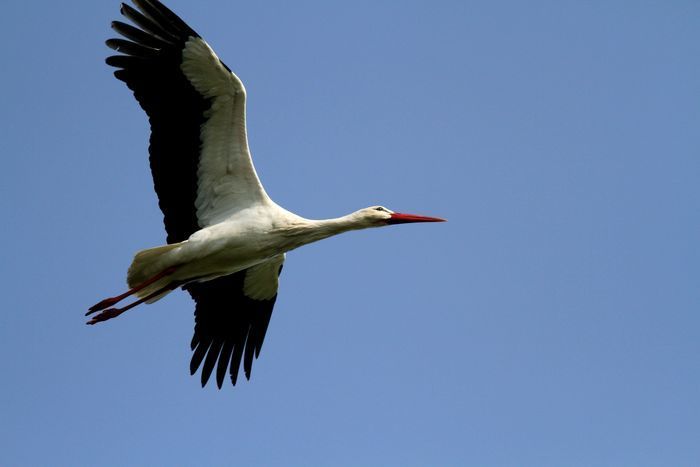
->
[186,255,285,388]
[106,0,269,243]
[106,1,282,388]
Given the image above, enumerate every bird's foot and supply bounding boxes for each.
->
[86,307,124,325]
[86,296,122,315]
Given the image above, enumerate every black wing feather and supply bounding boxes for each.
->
[119,3,180,42]
[200,339,224,387]
[133,0,197,37]
[216,340,235,388]
[111,20,169,48]
[106,38,159,58]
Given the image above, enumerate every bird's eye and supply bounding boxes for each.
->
[375,207,386,212]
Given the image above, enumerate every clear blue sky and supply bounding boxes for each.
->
[1,1,698,466]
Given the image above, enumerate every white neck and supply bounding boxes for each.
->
[278,212,370,251]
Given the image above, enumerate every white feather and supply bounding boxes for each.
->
[243,254,285,300]
[181,37,269,227]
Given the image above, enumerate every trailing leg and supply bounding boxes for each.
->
[86,279,184,325]
[87,266,179,315]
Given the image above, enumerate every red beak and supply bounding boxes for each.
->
[387,212,446,225]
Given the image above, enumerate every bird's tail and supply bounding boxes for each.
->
[127,242,184,303]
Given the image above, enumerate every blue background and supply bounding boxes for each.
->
[1,1,698,465]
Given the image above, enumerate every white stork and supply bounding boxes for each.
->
[89,0,445,388]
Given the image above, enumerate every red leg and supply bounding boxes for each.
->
[86,280,183,325]
[87,266,178,316]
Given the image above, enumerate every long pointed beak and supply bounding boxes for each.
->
[387,212,447,225]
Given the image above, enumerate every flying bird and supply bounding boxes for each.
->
[89,0,445,388]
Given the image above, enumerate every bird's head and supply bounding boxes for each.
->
[355,206,446,227]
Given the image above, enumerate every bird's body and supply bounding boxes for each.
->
[129,205,295,292]
[126,205,396,302]
[90,0,444,388]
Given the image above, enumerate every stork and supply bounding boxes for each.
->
[89,0,445,388]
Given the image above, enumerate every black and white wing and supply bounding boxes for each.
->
[106,0,284,387]
[186,255,285,388]
[106,0,269,235]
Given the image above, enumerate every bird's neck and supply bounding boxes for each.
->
[280,213,366,250]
